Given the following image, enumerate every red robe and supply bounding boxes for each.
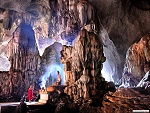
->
[27,88,33,101]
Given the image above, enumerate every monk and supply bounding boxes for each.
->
[56,71,62,85]
[27,85,34,102]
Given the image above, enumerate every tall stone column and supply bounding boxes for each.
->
[61,29,106,103]
[7,22,41,93]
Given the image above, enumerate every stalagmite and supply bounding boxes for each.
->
[61,28,106,103]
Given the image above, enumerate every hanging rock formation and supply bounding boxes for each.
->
[0,0,150,84]
[0,0,150,106]
[26,0,50,18]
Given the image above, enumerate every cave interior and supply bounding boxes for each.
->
[0,0,150,113]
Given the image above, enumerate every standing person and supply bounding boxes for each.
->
[56,71,62,85]
[27,85,34,102]
[16,99,28,113]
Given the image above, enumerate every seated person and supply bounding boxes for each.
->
[56,71,61,85]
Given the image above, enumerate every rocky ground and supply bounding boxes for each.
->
[99,88,150,113]
[1,87,150,113]
[74,87,150,113]
[44,87,150,113]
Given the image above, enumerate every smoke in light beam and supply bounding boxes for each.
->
[39,64,64,88]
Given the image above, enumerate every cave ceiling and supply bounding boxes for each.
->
[0,0,150,79]
[0,0,149,55]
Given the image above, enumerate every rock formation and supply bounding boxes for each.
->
[99,87,150,113]
[0,71,24,102]
[60,29,114,104]
[5,21,41,96]
[124,34,150,83]
[0,0,150,82]
[0,72,12,95]
[137,70,150,89]
[0,1,149,110]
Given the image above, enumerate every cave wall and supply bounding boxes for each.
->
[91,0,150,79]
[92,0,150,53]
[125,34,150,83]
[0,0,117,84]
[0,71,24,101]
[0,72,12,95]
[3,22,41,99]
[0,0,149,95]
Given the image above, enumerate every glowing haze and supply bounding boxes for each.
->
[40,64,64,88]
[39,41,65,88]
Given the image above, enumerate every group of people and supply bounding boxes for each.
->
[27,71,62,102]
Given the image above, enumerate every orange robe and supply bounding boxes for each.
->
[27,89,33,101]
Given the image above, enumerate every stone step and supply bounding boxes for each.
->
[38,99,47,103]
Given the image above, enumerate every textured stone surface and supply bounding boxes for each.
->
[0,72,12,95]
[91,0,150,80]
[0,0,150,106]
[100,88,150,113]
[125,34,150,82]
[137,70,150,89]
[6,22,41,89]
[0,0,150,81]
[0,22,41,101]
[0,71,24,102]
[60,29,115,104]
[66,88,150,113]
[50,87,150,113]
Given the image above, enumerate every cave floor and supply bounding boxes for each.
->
[0,88,150,113]
[99,88,150,113]
[0,101,45,107]
[0,102,46,113]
